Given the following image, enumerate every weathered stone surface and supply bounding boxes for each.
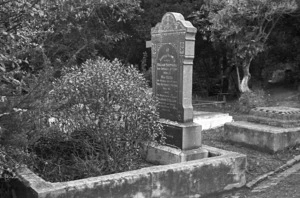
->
[13,145,246,198]
[144,142,209,165]
[224,106,300,153]
[160,119,202,150]
[193,111,233,130]
[247,115,300,128]
[151,12,196,123]
[250,107,300,120]
[149,12,202,150]
[224,121,300,153]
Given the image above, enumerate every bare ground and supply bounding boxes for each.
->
[194,85,300,197]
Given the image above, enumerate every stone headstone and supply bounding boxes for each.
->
[150,12,202,150]
[151,12,196,123]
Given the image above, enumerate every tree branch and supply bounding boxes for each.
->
[66,41,88,67]
[263,15,281,44]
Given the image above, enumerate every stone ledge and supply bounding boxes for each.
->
[246,115,300,128]
[193,111,233,130]
[13,145,247,198]
[144,142,209,165]
[250,107,300,120]
[224,121,300,153]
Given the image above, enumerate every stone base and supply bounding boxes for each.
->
[13,145,247,198]
[144,142,209,165]
[160,119,202,150]
[193,111,233,130]
[224,121,300,153]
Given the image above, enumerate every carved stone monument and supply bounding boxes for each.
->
[151,12,202,150]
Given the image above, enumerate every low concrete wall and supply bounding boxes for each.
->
[225,121,300,153]
[13,145,246,198]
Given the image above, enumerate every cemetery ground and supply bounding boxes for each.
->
[196,84,300,197]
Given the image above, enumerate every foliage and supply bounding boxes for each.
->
[0,144,20,198]
[207,0,297,59]
[234,89,270,113]
[0,66,56,196]
[42,0,144,67]
[190,0,298,92]
[258,14,300,85]
[140,0,204,39]
[0,0,50,68]
[30,57,164,182]
[0,0,160,185]
[0,0,144,101]
[0,0,53,98]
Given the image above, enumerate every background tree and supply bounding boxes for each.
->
[0,0,144,101]
[41,0,143,68]
[0,0,52,97]
[190,0,298,92]
[257,13,300,85]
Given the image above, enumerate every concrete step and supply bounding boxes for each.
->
[193,111,233,130]
[246,115,300,128]
[224,121,300,153]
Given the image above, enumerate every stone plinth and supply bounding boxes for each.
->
[144,142,208,165]
[160,119,202,150]
[224,106,300,153]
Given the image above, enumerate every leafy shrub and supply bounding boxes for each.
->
[234,89,270,113]
[31,57,164,182]
[0,66,56,196]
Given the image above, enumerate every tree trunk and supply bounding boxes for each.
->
[221,47,229,93]
[240,74,251,92]
[240,57,253,93]
[236,65,241,92]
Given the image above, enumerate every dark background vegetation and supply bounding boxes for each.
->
[1,0,300,97]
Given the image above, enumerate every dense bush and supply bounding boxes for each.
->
[0,0,144,101]
[0,65,56,197]
[38,0,145,68]
[30,57,164,182]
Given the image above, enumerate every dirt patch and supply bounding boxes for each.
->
[202,126,300,182]
[195,86,300,182]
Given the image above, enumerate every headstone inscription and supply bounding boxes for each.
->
[151,12,196,123]
[151,12,202,150]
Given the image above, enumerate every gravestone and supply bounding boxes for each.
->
[151,12,202,150]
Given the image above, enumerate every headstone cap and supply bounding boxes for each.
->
[151,12,197,34]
